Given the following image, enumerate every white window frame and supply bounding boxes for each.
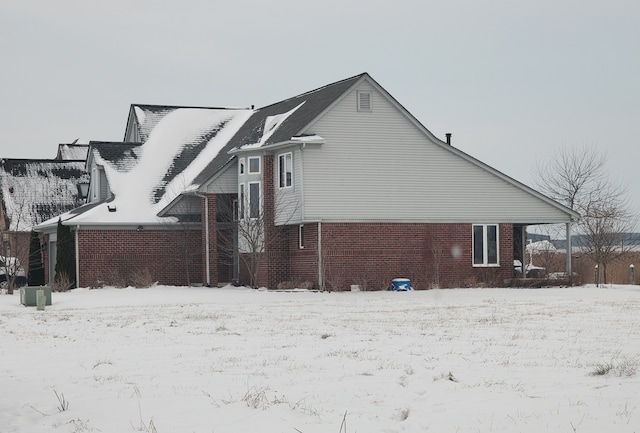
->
[248,156,261,174]
[357,91,372,112]
[278,152,293,189]
[239,157,245,175]
[299,224,304,249]
[472,224,499,267]
[248,181,261,219]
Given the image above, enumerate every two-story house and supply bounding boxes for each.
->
[35,73,579,289]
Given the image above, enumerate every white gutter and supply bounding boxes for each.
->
[194,192,211,287]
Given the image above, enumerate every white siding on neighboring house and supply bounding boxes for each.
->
[89,164,110,202]
[299,79,572,224]
[124,123,140,143]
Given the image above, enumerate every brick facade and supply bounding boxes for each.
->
[247,221,514,290]
[44,228,203,287]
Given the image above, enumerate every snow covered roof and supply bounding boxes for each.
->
[0,159,89,231]
[231,73,363,151]
[192,73,363,185]
[39,74,366,229]
[38,107,254,228]
[55,143,89,161]
[526,240,558,253]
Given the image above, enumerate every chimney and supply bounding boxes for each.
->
[445,133,452,145]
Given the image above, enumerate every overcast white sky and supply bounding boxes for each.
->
[2,0,639,212]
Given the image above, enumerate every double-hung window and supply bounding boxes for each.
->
[279,152,293,188]
[239,184,245,220]
[472,224,499,266]
[249,182,260,219]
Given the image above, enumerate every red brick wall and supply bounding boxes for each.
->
[289,223,319,285]
[76,228,202,287]
[201,194,217,286]
[259,222,514,290]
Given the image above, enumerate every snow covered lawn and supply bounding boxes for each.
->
[1,285,639,433]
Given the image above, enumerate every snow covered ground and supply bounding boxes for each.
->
[1,285,639,433]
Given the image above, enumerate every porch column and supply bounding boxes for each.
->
[565,221,572,276]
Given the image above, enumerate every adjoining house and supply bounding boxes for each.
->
[35,73,580,289]
[0,145,89,279]
[55,142,89,161]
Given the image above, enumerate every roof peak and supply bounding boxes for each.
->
[257,73,368,111]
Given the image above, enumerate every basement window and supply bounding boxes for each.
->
[472,224,499,266]
[357,91,372,112]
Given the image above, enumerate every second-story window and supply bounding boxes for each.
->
[279,152,292,188]
[248,156,260,174]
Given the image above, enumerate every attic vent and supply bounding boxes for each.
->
[357,91,372,112]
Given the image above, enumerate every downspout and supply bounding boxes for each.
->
[566,221,572,276]
[75,225,80,288]
[194,192,211,287]
[318,221,323,290]
[521,226,527,279]
[299,143,305,222]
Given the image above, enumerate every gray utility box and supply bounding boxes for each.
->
[20,286,52,306]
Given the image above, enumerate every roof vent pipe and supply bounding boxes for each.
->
[445,133,452,145]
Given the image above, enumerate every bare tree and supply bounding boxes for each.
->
[231,187,299,288]
[580,194,637,284]
[535,145,638,284]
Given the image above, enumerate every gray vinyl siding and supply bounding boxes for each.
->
[202,163,237,194]
[274,148,303,225]
[300,79,571,224]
